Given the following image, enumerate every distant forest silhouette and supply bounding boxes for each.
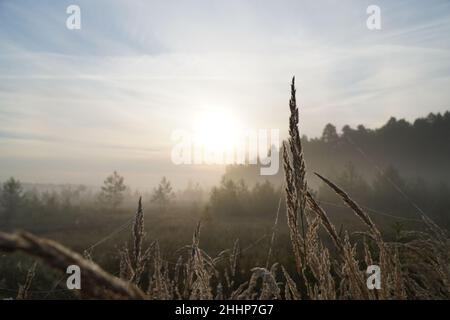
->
[225,111,450,185]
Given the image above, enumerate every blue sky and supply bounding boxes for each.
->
[1,0,450,188]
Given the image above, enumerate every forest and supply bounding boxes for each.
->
[225,112,450,184]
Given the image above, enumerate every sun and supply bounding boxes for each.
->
[193,109,242,155]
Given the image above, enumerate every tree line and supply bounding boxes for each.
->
[0,172,176,230]
[225,111,450,187]
[1,165,449,231]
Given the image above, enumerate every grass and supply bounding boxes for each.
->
[0,77,449,300]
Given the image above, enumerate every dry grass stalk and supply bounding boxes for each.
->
[286,77,308,257]
[238,266,280,300]
[303,216,336,299]
[288,77,308,241]
[283,78,343,299]
[259,263,281,300]
[281,266,301,300]
[131,197,145,279]
[147,241,171,299]
[314,173,380,240]
[185,221,213,299]
[0,231,146,299]
[223,238,240,291]
[17,261,37,300]
[306,191,344,253]
[283,141,305,276]
[120,197,153,285]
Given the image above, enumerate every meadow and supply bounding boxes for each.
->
[0,78,449,300]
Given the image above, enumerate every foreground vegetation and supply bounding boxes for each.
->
[0,78,449,299]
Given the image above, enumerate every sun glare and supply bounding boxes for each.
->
[193,109,242,154]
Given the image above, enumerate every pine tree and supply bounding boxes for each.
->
[151,177,174,211]
[0,177,23,228]
[99,171,127,211]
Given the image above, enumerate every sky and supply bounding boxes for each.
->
[0,0,450,189]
